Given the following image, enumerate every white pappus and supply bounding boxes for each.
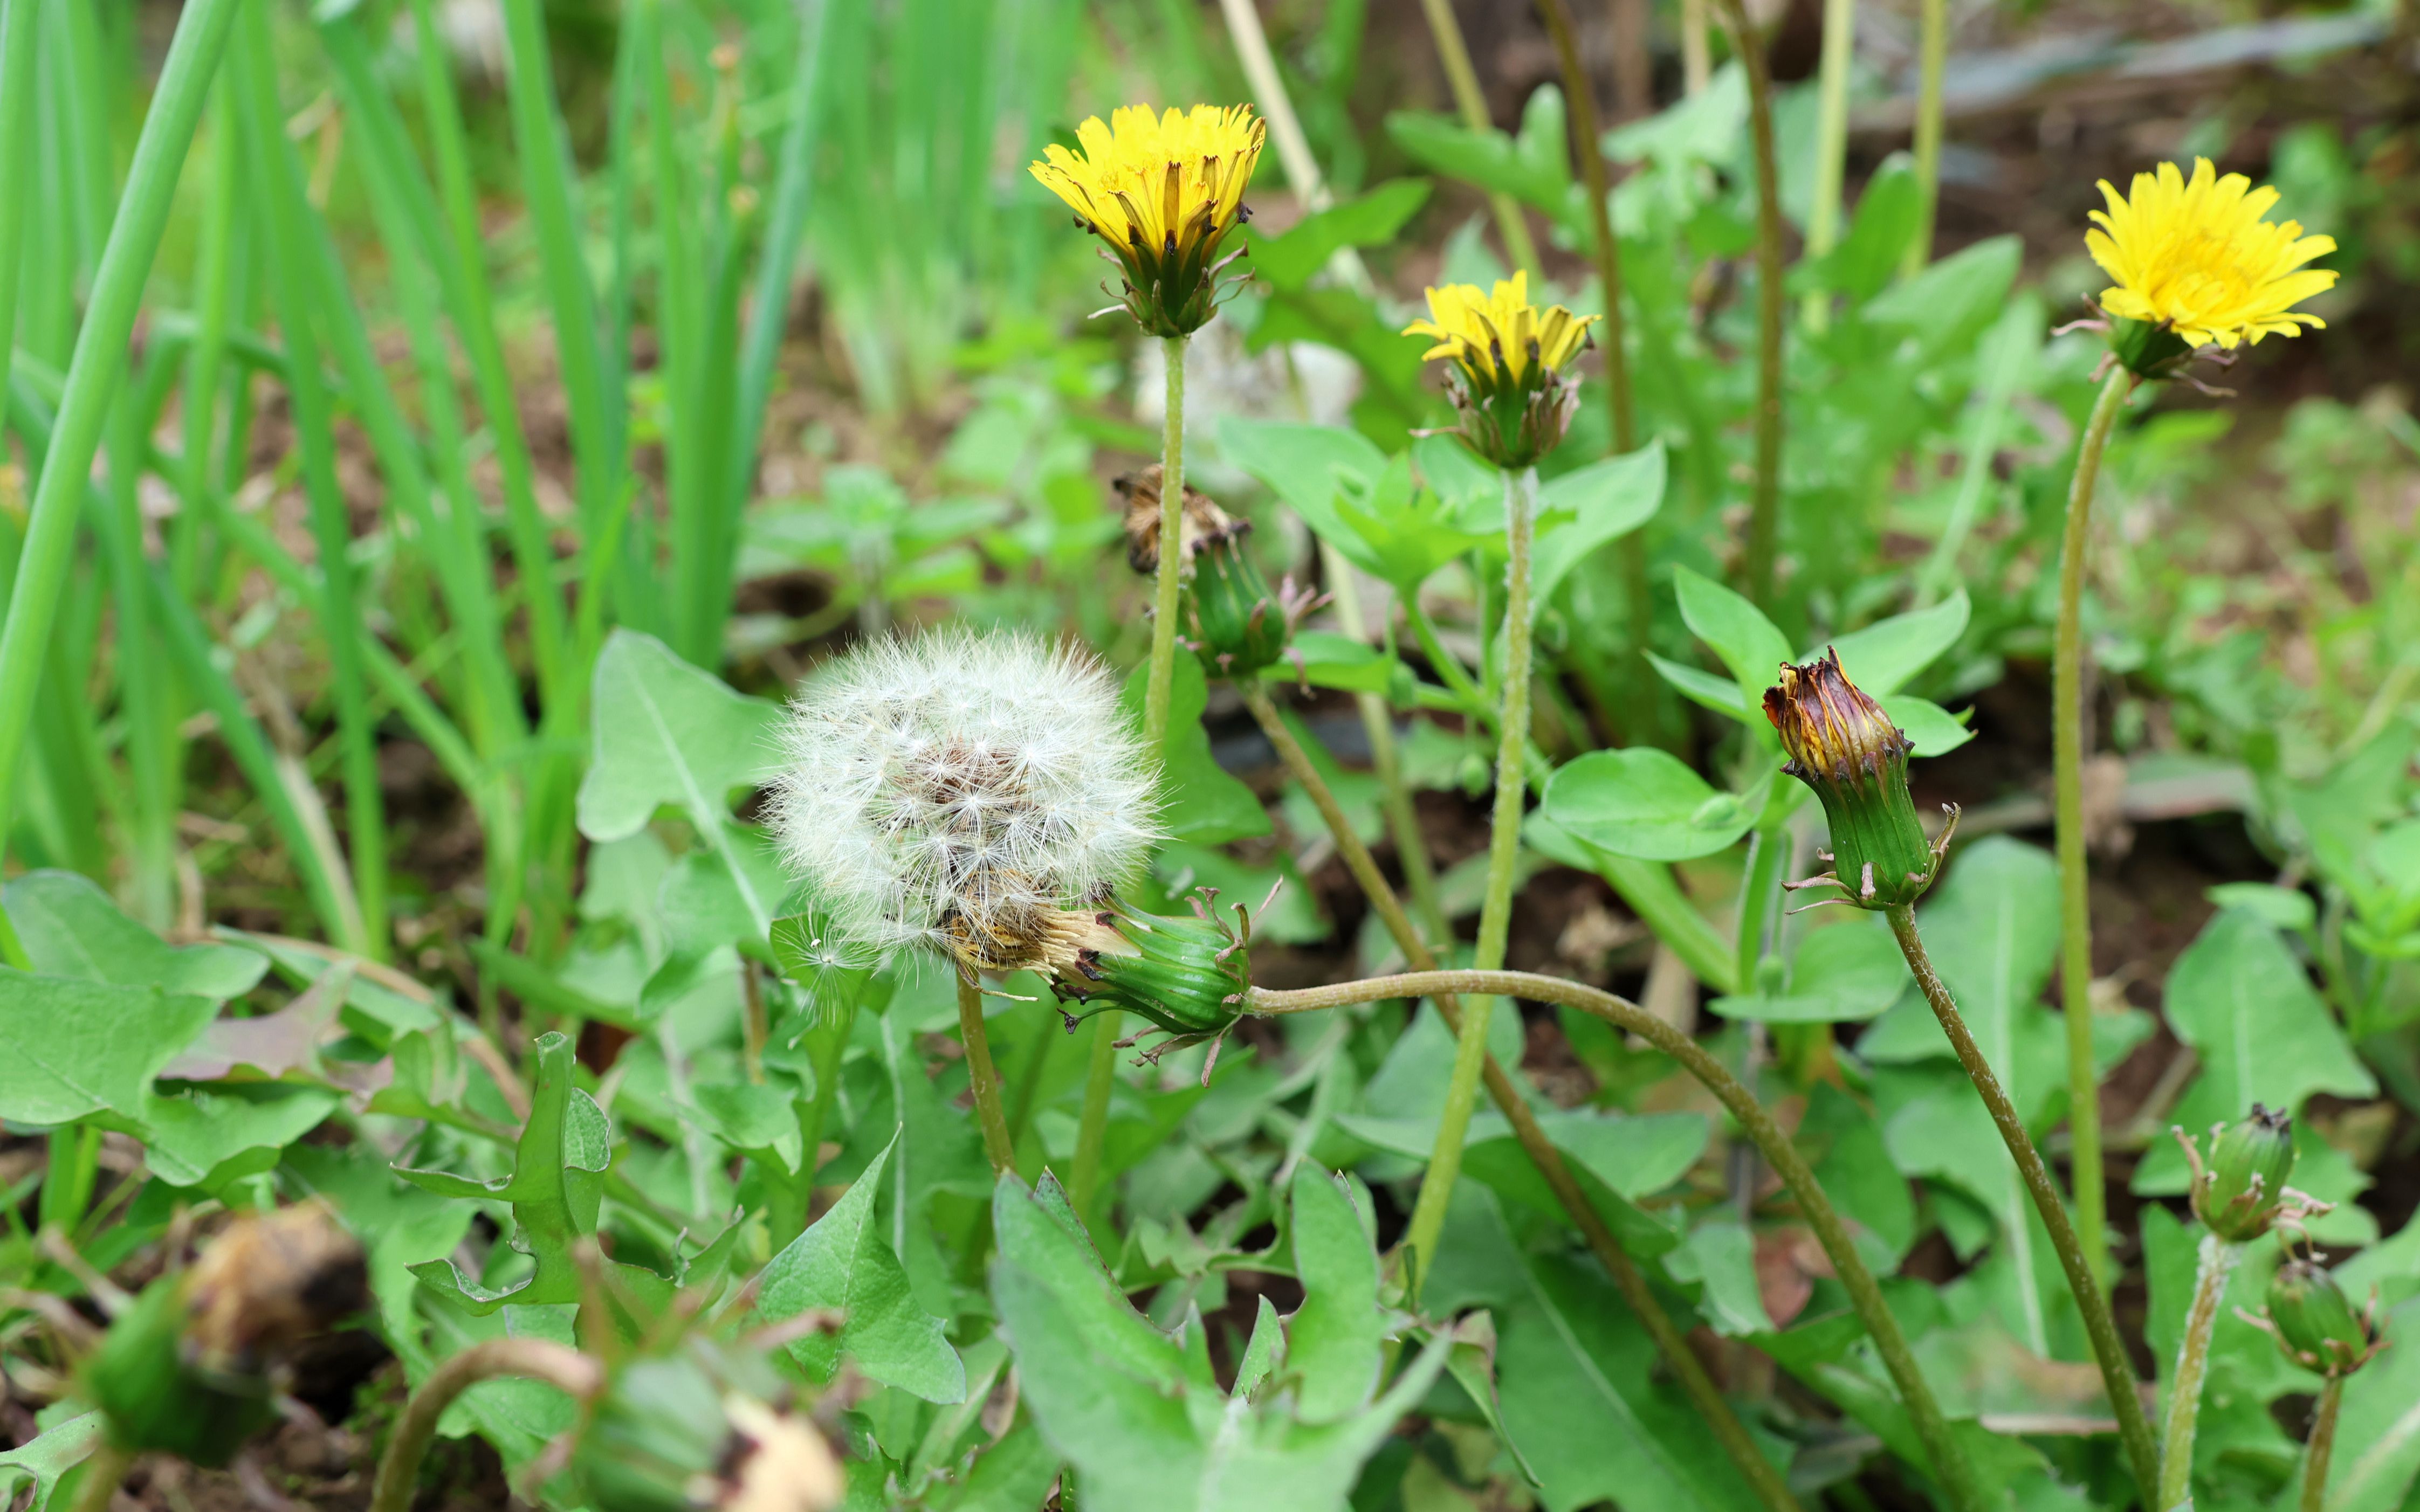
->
[766,630,1160,972]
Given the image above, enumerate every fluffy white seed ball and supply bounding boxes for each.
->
[767,630,1159,968]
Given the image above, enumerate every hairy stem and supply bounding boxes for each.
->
[1144,334,1190,748]
[369,1340,604,1512]
[1886,903,2161,1500]
[1069,1010,1121,1214]
[1249,970,1984,1512]
[1413,0,1543,279]
[1238,682,1802,1512]
[957,974,1016,1175]
[2055,365,2136,1294]
[2158,1234,2241,1512]
[2303,1377,2346,1512]
[1403,468,1536,1293]
[1904,0,1948,277]
[1715,0,1785,610]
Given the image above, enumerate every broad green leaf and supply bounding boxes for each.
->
[576,628,782,844]
[1671,565,1790,732]
[1711,916,1905,1024]
[0,974,219,1123]
[760,1130,966,1404]
[3,871,266,1000]
[1288,631,1395,695]
[1879,693,1976,757]
[1662,1218,1772,1336]
[1330,453,1494,591]
[1234,1295,1285,1399]
[1286,1168,1385,1422]
[1864,235,2022,356]
[693,1080,807,1173]
[1219,418,1390,579]
[0,1412,102,1512]
[1543,748,1761,861]
[1646,650,1750,720]
[2326,1296,2420,1512]
[1123,658,1270,844]
[1792,155,1921,302]
[1252,179,1432,291]
[1811,590,1970,697]
[1530,444,1666,617]
[133,1083,344,1189]
[2134,908,2376,1195]
[1800,1082,1917,1265]
[1384,85,1572,213]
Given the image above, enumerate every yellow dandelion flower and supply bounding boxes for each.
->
[1401,273,1596,469]
[1404,272,1597,386]
[1030,105,1267,337]
[2087,157,2337,361]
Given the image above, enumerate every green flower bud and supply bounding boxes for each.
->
[572,1347,842,1512]
[1042,894,1256,1058]
[1182,522,1323,681]
[2107,317,2195,381]
[82,1204,368,1464]
[2187,1103,2298,1241]
[2265,1259,2383,1378]
[1763,651,1943,909]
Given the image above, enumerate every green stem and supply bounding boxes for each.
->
[0,0,40,392]
[2302,1377,2346,1512]
[1903,0,1948,278]
[1885,902,2161,1501]
[1402,598,1492,721]
[1327,550,1446,943]
[0,0,241,873]
[368,1340,603,1512]
[1403,467,1536,1295]
[68,1441,133,1512]
[1736,820,1789,993]
[1143,335,1190,748]
[1249,969,1984,1512]
[1239,681,1802,1512]
[1717,0,1786,611]
[1681,0,1712,95]
[2055,365,2135,1294]
[1413,0,1542,279]
[957,972,1016,1175]
[2158,1234,2240,1512]
[1802,0,1855,332]
[1069,1010,1122,1214]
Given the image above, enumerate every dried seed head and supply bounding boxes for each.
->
[182,1201,369,1381]
[767,630,1159,971]
[1114,465,1241,575]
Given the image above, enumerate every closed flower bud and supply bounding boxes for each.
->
[1182,522,1325,681]
[1034,893,1257,1074]
[2181,1103,2300,1242]
[82,1204,368,1464]
[1763,651,1943,909]
[572,1350,841,1512]
[2263,1259,2384,1378]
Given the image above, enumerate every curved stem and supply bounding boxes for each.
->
[2055,365,2135,1297]
[1248,969,1984,1512]
[1143,334,1190,748]
[1412,0,1543,280]
[1403,469,1536,1294]
[2158,1234,2241,1512]
[1714,0,1785,611]
[1236,683,1801,1512]
[370,1340,604,1512]
[69,1441,133,1512]
[2302,1376,2346,1512]
[1885,903,2161,1501]
[957,972,1016,1175]
[1903,0,1948,278]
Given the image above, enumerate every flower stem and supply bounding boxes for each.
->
[1238,681,1803,1512]
[1736,820,1790,992]
[68,1441,132,1512]
[1069,1010,1120,1214]
[369,1340,604,1512]
[1903,0,1948,278]
[1142,334,1190,750]
[1402,467,1536,1297]
[957,972,1016,1175]
[2055,364,2135,1295]
[2158,1233,2242,1512]
[2302,1376,2347,1512]
[1801,0,1855,333]
[1715,0,1786,610]
[1412,0,1542,280]
[1681,0,1713,95]
[1884,902,2161,1501]
[1249,969,1985,1512]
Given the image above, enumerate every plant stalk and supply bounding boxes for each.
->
[1885,902,2161,1501]
[1904,0,1948,277]
[69,1441,133,1512]
[2158,1233,2241,1512]
[1715,0,1785,611]
[1413,0,1544,279]
[2302,1377,2347,1512]
[1681,0,1712,95]
[1402,468,1537,1293]
[957,972,1016,1175]
[1238,680,1802,1512]
[369,1340,604,1512]
[2055,364,2135,1294]
[1250,969,1984,1512]
[1802,0,1854,332]
[1069,1010,1122,1214]
[1143,334,1190,748]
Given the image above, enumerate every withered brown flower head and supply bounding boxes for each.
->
[1763,650,1945,910]
[1763,649,1912,785]
[183,1202,368,1382]
[1114,465,1243,575]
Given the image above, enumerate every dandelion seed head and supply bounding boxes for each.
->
[767,630,1159,970]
